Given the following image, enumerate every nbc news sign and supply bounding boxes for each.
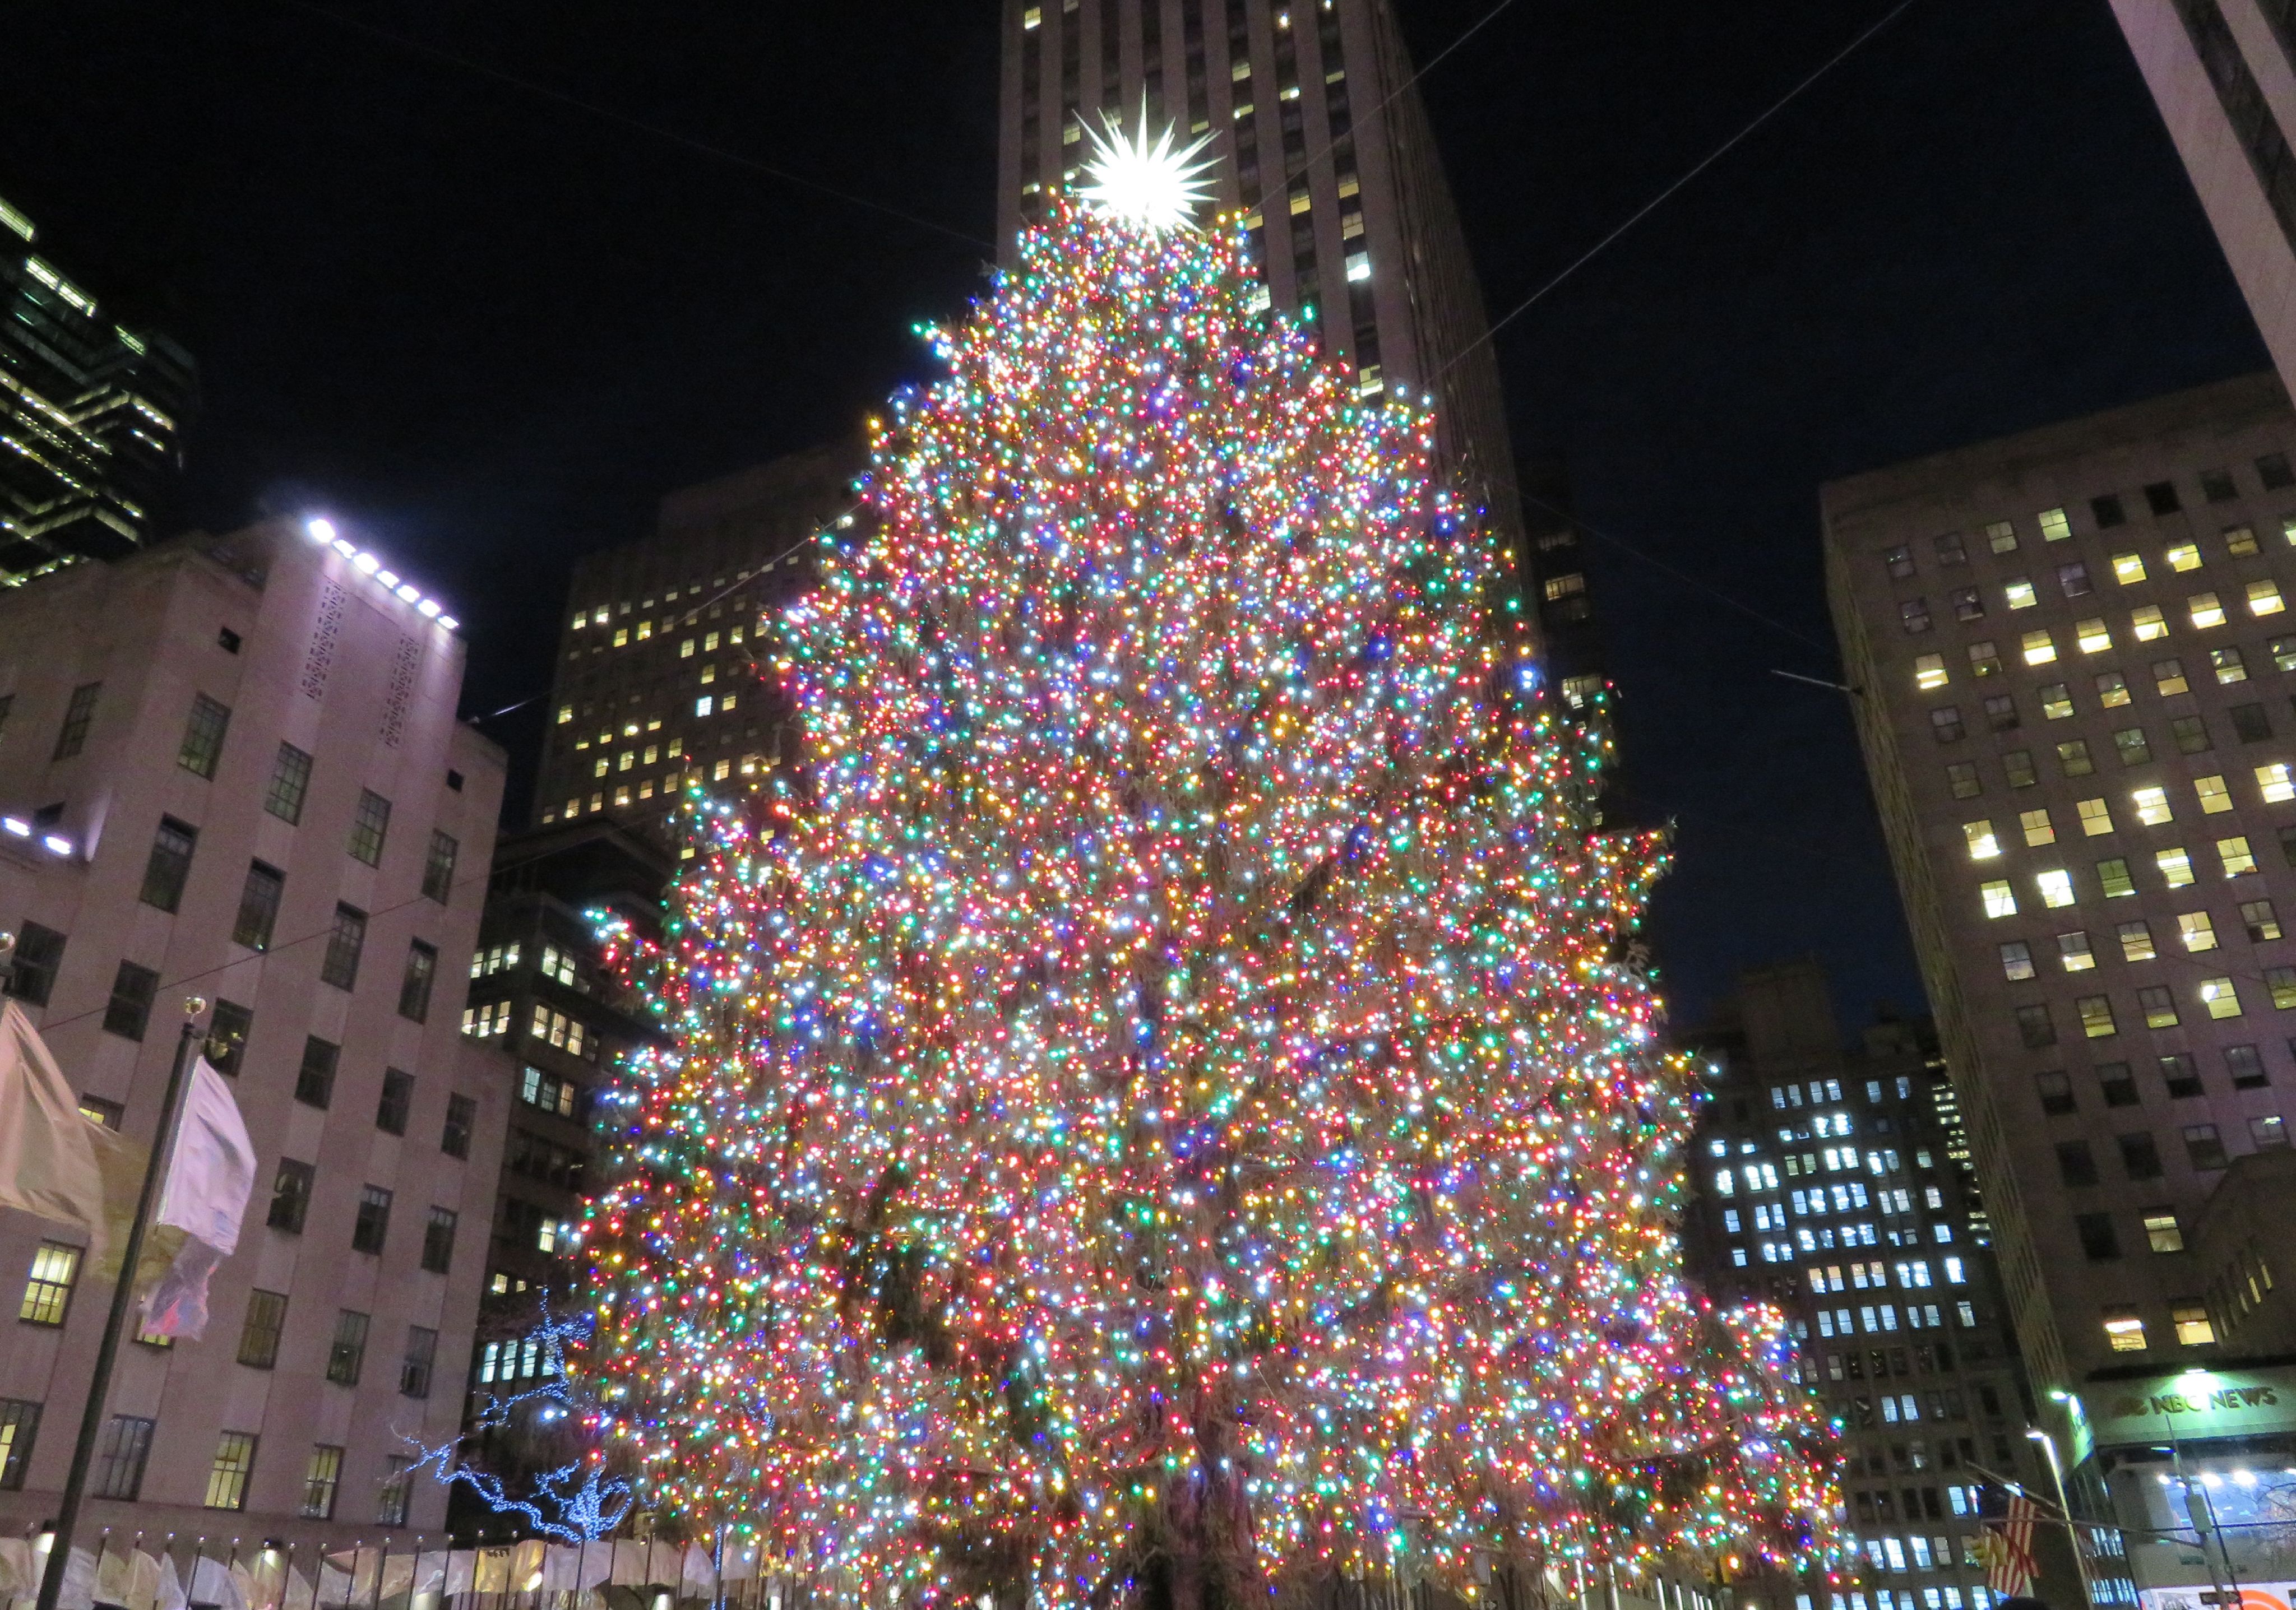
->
[2091,1366,2296,1446]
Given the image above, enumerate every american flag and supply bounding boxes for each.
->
[1983,1492,2040,1597]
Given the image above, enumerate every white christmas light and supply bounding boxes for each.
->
[1076,105,1218,235]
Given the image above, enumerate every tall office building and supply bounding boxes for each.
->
[1681,962,2104,1610]
[531,442,860,842]
[1825,373,2296,1599]
[0,517,510,1549]
[994,0,1525,555]
[0,190,197,586]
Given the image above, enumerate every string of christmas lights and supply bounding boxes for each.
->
[584,185,1839,1610]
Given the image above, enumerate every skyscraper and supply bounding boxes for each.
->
[1680,962,2100,1610]
[0,191,197,587]
[0,516,508,1547]
[994,0,1524,553]
[1825,372,2296,1599]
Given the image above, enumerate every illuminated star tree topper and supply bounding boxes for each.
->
[1074,104,1219,234]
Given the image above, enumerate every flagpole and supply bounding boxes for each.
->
[35,999,210,1610]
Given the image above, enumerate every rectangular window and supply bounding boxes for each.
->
[2115,727,2152,766]
[320,904,366,989]
[2253,580,2287,616]
[1902,598,1932,633]
[267,1158,314,1232]
[2096,669,2131,706]
[2059,560,2093,596]
[2021,629,2057,666]
[2196,774,2234,812]
[1979,880,2017,918]
[2133,604,2168,641]
[2254,1115,2290,1148]
[2,922,66,1007]
[2005,577,2038,610]
[2104,1310,2147,1352]
[2192,591,2228,628]
[178,694,230,778]
[2076,616,2113,653]
[2035,1070,2075,1114]
[300,1445,344,1520]
[2157,656,2192,696]
[2139,984,2179,1027]
[2075,1211,2118,1259]
[326,1310,369,1385]
[2077,995,2117,1038]
[421,1207,457,1274]
[2098,857,2136,897]
[1988,518,2019,552]
[2178,911,2219,952]
[2173,1302,2218,1345]
[2225,1043,2269,1088]
[2173,714,2213,753]
[2119,1131,2164,1179]
[205,1430,257,1509]
[2021,808,2056,845]
[92,1415,155,1500]
[398,941,437,1022]
[2184,1124,2229,1170]
[1887,546,1919,579]
[1914,652,1948,689]
[1963,820,1999,859]
[2159,1053,2204,1098]
[2036,868,2075,907]
[2220,835,2260,875]
[294,1037,339,1108]
[2015,1004,2056,1048]
[2006,748,2039,786]
[377,1455,413,1526]
[376,1067,414,1134]
[53,682,101,759]
[2112,551,2146,584]
[421,830,458,903]
[2100,1063,2140,1107]
[2258,763,2295,801]
[1969,640,2003,676]
[2160,847,2196,886]
[2118,918,2156,960]
[102,962,158,1041]
[352,1185,392,1254]
[442,1094,476,1158]
[2055,739,2094,776]
[140,818,197,912]
[19,1241,81,1325]
[2077,797,2114,835]
[2269,966,2296,1008]
[2243,898,2282,941]
[2202,976,2244,1018]
[0,1399,38,1491]
[265,743,313,823]
[2144,1211,2185,1252]
[2059,929,2096,971]
[400,1325,438,1398]
[2057,1140,2099,1187]
[232,861,285,950]
[348,789,392,866]
[237,1289,288,1368]
[2132,786,2173,825]
[1999,941,2034,981]
[1950,586,1984,620]
[1946,762,1982,798]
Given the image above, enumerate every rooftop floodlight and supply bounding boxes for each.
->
[306,517,336,542]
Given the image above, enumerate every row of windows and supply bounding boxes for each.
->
[1998,906,2286,973]
[1966,777,2295,862]
[566,564,805,639]
[261,1150,468,1259]
[1907,576,2288,652]
[1998,976,2279,1040]
[1917,604,2295,703]
[2039,1119,2275,1189]
[459,1000,600,1064]
[1976,838,2265,921]
[1897,518,2290,629]
[1934,707,2290,787]
[1877,454,2296,581]
[543,751,775,822]
[1932,652,2293,734]
[1813,1300,1980,1337]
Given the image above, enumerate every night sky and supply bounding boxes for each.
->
[0,0,2271,1028]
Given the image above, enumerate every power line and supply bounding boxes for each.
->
[265,0,996,252]
[1443,0,1925,377]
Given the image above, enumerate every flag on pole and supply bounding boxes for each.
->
[141,1055,255,1339]
[0,1001,137,1255]
[1982,1492,2040,1597]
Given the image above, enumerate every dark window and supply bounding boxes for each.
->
[326,1310,369,1385]
[377,1455,413,1525]
[232,861,285,950]
[348,790,391,866]
[53,682,101,759]
[206,999,253,1075]
[1951,587,1985,621]
[2053,740,2091,777]
[91,1415,154,1500]
[2258,452,2294,490]
[2075,1212,2121,1261]
[2282,824,2296,869]
[3,922,67,1006]
[2172,715,2213,754]
[397,941,437,1022]
[2145,480,2182,516]
[2185,1124,2229,1170]
[0,1398,39,1490]
[377,1068,414,1135]
[420,1207,457,1274]
[2056,1140,2099,1187]
[2226,1044,2270,1089]
[400,1326,438,1398]
[294,1037,339,1108]
[267,1159,314,1232]
[1902,597,1933,633]
[139,818,197,912]
[2035,1070,2076,1115]
[441,1095,475,1158]
[237,1289,288,1368]
[2098,1061,2139,1107]
[265,743,313,824]
[102,962,158,1040]
[320,904,365,990]
[1947,762,1982,799]
[1985,694,2019,732]
[351,1185,392,1254]
[178,694,230,778]
[2005,749,2039,787]
[1934,528,1968,563]
[2016,1004,2057,1048]
[2201,466,2238,502]
[422,830,458,903]
[2058,561,2093,597]
[2119,1132,2165,1180]
[2114,727,2152,766]
[1932,707,1964,743]
[300,1445,342,1519]
[2159,1053,2205,1098]
[217,627,242,654]
[2092,494,2127,528]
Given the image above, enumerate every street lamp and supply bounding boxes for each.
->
[2029,1427,2098,1609]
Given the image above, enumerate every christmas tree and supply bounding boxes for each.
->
[586,124,1837,1610]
